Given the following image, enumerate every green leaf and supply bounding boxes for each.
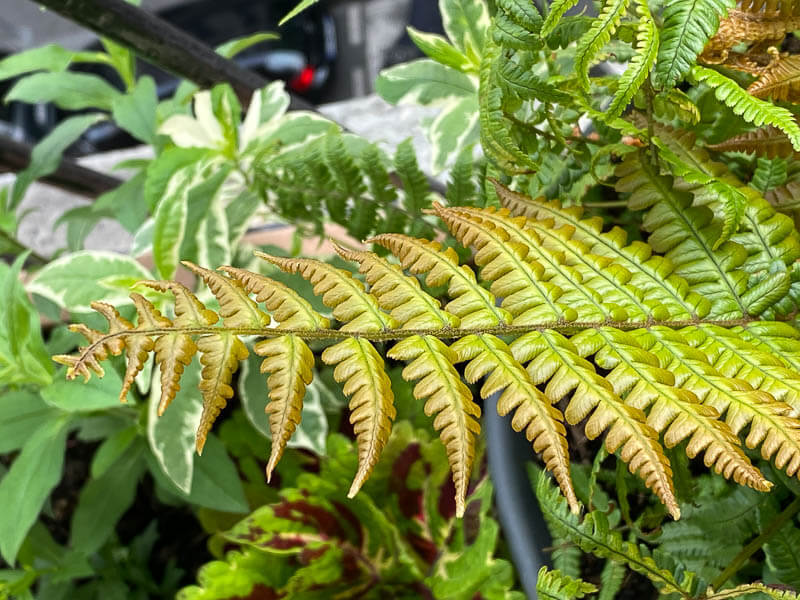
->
[27,250,154,312]
[152,162,202,279]
[0,44,75,80]
[654,0,735,89]
[239,354,329,456]
[93,169,149,234]
[6,71,121,111]
[90,425,139,478]
[0,416,70,564]
[69,440,146,554]
[0,256,53,387]
[279,0,318,26]
[151,433,249,514]
[112,75,158,144]
[216,32,278,59]
[407,27,473,72]
[147,361,203,494]
[178,165,233,267]
[0,391,60,453]
[11,113,106,209]
[428,97,480,173]
[41,367,125,412]
[440,0,490,56]
[377,59,478,106]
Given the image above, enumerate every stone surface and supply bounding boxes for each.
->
[14,95,438,257]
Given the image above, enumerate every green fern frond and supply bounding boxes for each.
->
[705,583,800,599]
[535,474,691,594]
[690,66,800,151]
[654,0,735,89]
[752,157,789,193]
[575,0,632,91]
[607,1,659,118]
[541,0,581,37]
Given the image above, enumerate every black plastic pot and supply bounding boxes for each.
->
[485,394,552,598]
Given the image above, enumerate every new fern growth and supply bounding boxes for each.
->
[56,189,800,520]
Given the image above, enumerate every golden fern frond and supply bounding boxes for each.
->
[493,182,710,320]
[220,265,329,479]
[740,320,800,373]
[708,126,798,158]
[184,261,271,452]
[688,324,800,412]
[448,206,627,322]
[323,337,396,497]
[260,252,398,495]
[572,327,771,491]
[635,327,800,478]
[332,244,459,329]
[55,203,800,519]
[749,54,800,101]
[256,252,396,332]
[452,333,579,513]
[703,8,800,62]
[431,203,578,324]
[510,330,680,518]
[451,205,665,321]
[367,233,512,328]
[387,335,479,517]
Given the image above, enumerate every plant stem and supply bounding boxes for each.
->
[0,230,47,265]
[710,496,800,592]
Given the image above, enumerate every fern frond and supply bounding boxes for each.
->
[452,204,666,321]
[617,153,752,318]
[323,337,396,497]
[541,0,581,37]
[535,567,597,600]
[635,327,800,480]
[535,475,691,594]
[367,233,513,328]
[332,245,458,329]
[220,266,329,479]
[708,126,797,159]
[493,182,711,319]
[690,324,800,413]
[705,583,800,599]
[607,1,659,117]
[740,320,800,373]
[690,66,800,151]
[255,335,315,480]
[749,54,800,102]
[139,280,218,415]
[572,327,771,491]
[512,329,680,518]
[575,0,632,91]
[387,335,479,517]
[183,261,272,452]
[655,0,735,89]
[452,333,578,513]
[256,252,397,333]
[432,203,578,324]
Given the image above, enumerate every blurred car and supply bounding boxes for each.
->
[3,0,337,154]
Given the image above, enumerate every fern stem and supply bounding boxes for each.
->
[709,495,800,592]
[70,317,766,376]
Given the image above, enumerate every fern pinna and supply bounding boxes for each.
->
[56,183,800,520]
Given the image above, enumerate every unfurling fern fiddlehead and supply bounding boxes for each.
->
[56,185,800,520]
